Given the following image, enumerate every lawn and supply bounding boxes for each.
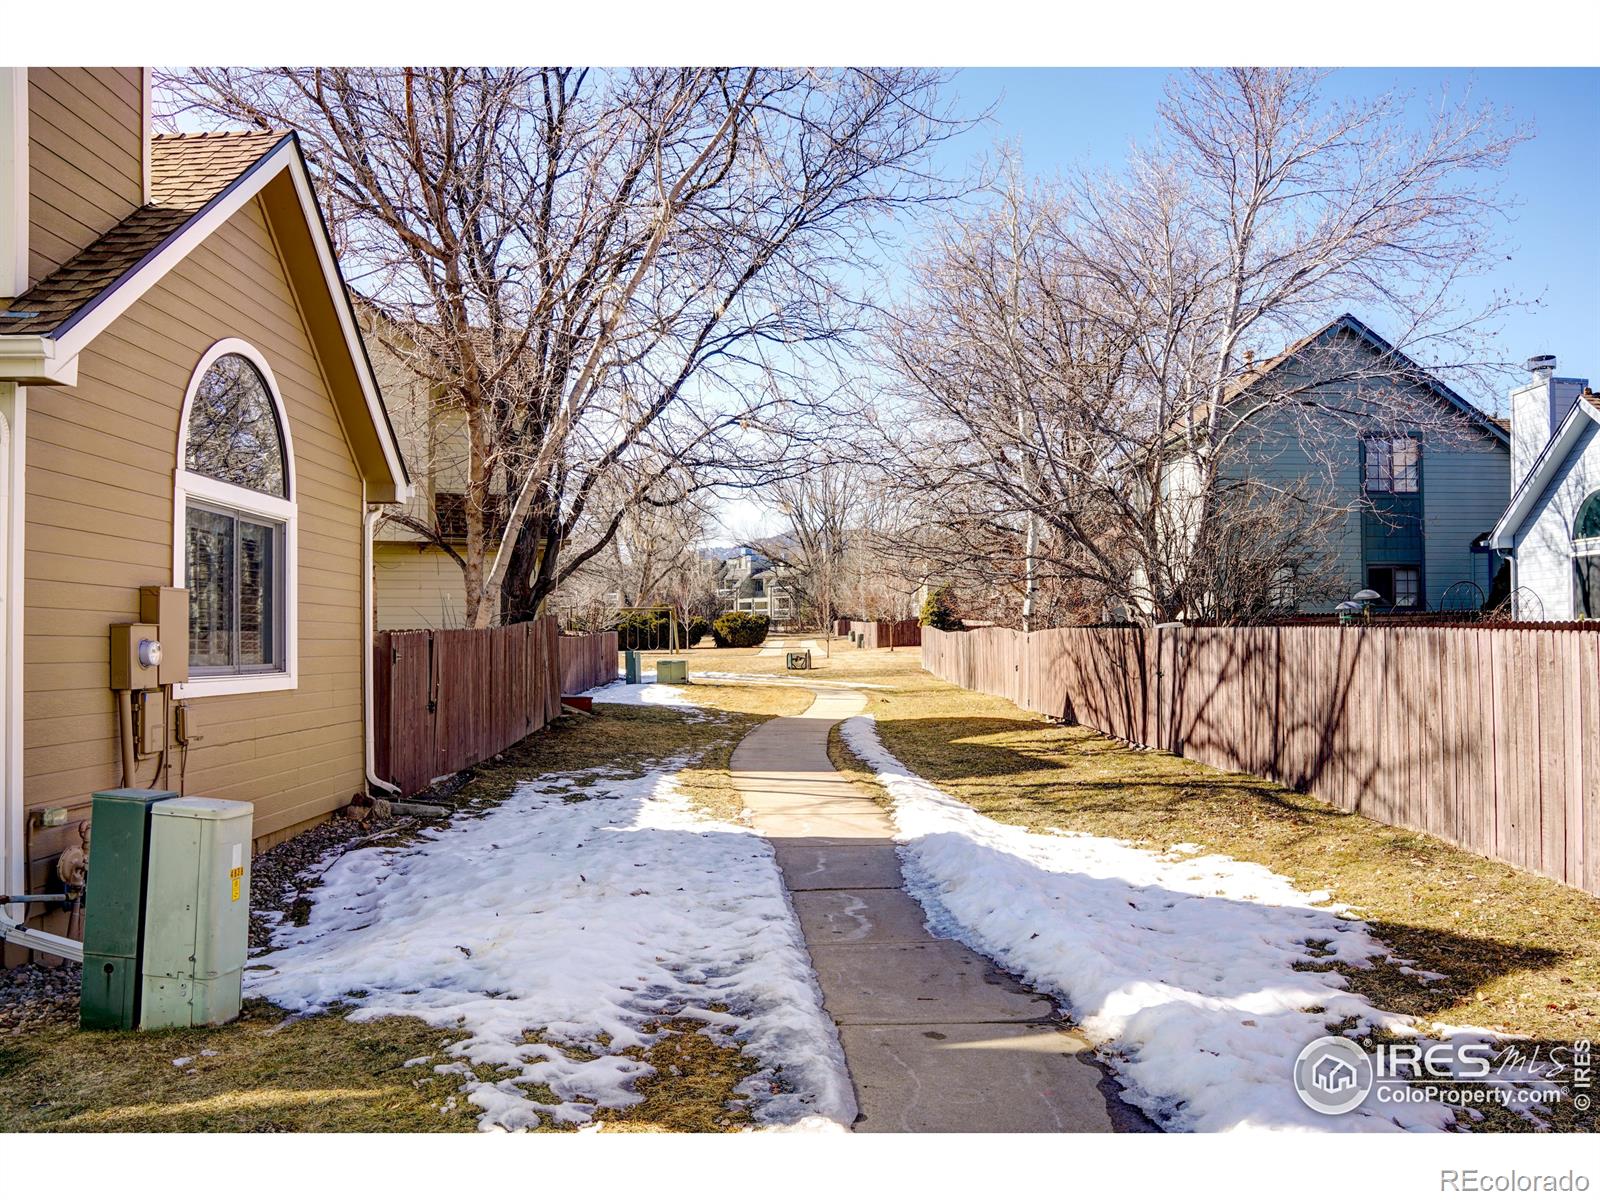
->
[0,677,812,1134]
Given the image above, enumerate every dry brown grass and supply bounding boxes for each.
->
[0,1001,479,1132]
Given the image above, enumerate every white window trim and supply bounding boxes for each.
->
[172,339,298,698]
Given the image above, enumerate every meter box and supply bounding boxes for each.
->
[80,788,179,1030]
[139,797,253,1029]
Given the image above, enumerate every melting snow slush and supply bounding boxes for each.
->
[246,761,853,1130]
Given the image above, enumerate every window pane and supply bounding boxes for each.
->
[1364,437,1391,492]
[1576,557,1600,619]
[187,507,235,668]
[1393,567,1421,607]
[185,353,287,497]
[1575,493,1600,541]
[238,518,278,669]
[1392,437,1420,493]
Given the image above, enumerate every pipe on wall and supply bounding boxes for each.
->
[362,499,401,798]
[115,688,135,788]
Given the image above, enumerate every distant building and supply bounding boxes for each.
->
[1489,357,1600,620]
[716,549,795,620]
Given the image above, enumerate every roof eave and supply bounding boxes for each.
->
[1489,398,1600,549]
[0,334,77,386]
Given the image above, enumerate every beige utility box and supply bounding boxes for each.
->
[138,797,254,1030]
[109,623,161,691]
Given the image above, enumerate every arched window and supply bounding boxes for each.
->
[175,340,297,695]
[1575,492,1600,544]
[1575,492,1600,620]
[184,353,287,497]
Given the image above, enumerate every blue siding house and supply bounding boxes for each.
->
[1205,315,1511,612]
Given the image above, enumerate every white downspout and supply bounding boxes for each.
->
[362,493,400,796]
[1,385,27,932]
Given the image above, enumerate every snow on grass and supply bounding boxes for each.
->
[586,671,704,713]
[841,713,1540,1133]
[245,760,853,1132]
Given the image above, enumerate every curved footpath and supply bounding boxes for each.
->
[730,685,1149,1132]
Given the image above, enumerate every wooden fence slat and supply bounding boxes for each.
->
[922,623,1600,897]
[372,623,617,795]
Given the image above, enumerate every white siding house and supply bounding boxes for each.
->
[1489,358,1600,620]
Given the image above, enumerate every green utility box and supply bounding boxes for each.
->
[624,649,642,684]
[655,659,688,685]
[80,788,179,1030]
[139,798,254,1030]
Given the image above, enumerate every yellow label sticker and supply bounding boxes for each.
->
[229,865,244,902]
[231,878,240,902]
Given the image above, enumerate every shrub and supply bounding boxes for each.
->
[919,586,964,632]
[614,609,689,651]
[711,611,769,648]
[686,616,710,647]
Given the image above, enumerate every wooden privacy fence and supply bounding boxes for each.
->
[374,622,615,795]
[560,630,618,696]
[923,624,1600,896]
[860,619,922,650]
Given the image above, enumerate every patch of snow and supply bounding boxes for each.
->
[586,671,705,714]
[842,713,1543,1133]
[171,1057,193,1068]
[246,760,852,1132]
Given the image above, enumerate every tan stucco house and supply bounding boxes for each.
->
[0,68,409,940]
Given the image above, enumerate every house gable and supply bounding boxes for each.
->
[1,131,408,503]
[21,191,372,870]
[1215,316,1511,610]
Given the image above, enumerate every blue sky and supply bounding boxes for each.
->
[937,67,1600,398]
[721,67,1599,542]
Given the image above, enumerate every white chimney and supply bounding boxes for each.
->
[1510,355,1588,492]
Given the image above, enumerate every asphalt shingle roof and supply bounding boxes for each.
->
[0,130,289,337]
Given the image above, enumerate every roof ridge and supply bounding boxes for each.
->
[151,128,289,141]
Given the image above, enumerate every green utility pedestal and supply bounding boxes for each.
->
[140,797,254,1029]
[655,659,688,685]
[80,788,178,1030]
[624,649,642,684]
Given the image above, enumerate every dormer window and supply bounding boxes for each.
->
[174,341,298,696]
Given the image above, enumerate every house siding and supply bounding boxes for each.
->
[1421,435,1511,607]
[21,194,366,890]
[374,541,492,630]
[1511,420,1600,621]
[1221,355,1509,611]
[26,68,144,288]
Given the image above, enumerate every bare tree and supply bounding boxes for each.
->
[879,69,1525,626]
[160,67,962,627]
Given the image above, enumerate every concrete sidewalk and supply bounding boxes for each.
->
[732,688,1144,1133]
